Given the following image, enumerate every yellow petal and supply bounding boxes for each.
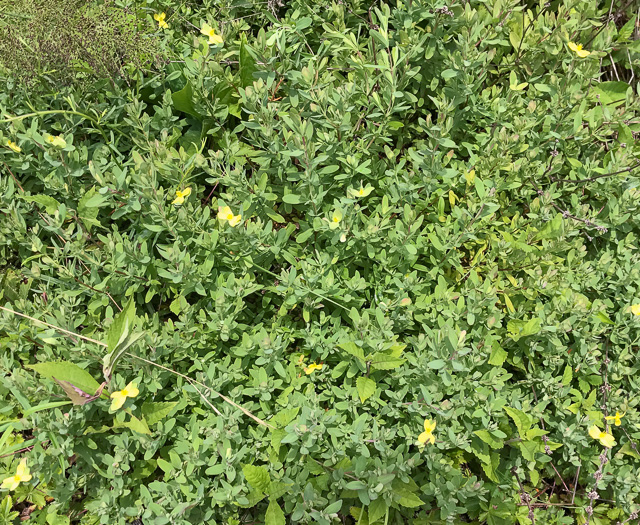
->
[1,475,20,490]
[229,214,242,227]
[599,432,616,448]
[218,206,232,221]
[15,459,29,478]
[200,23,212,36]
[181,187,191,198]
[568,42,579,52]
[424,419,436,432]
[110,391,126,410]
[172,195,185,206]
[630,304,640,315]
[160,20,169,29]
[124,382,139,398]
[418,431,428,445]
[7,140,21,153]
[577,49,590,58]
[210,33,223,45]
[588,425,602,440]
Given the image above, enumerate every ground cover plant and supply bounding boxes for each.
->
[1,0,640,523]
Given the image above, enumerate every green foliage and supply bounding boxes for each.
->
[0,0,159,87]
[1,0,640,523]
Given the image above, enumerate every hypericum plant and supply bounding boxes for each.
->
[1,0,640,524]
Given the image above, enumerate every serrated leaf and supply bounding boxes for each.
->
[368,498,387,523]
[116,415,151,435]
[141,402,177,425]
[21,195,61,214]
[396,492,424,508]
[370,353,405,370]
[474,430,504,449]
[481,452,500,482]
[356,376,376,403]
[488,342,507,366]
[243,464,270,493]
[504,406,533,436]
[265,499,285,525]
[561,365,573,386]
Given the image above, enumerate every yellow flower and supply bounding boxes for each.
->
[154,12,169,29]
[418,419,436,445]
[110,381,139,411]
[1,459,32,490]
[304,363,323,375]
[631,304,640,316]
[347,184,374,199]
[605,411,625,426]
[172,187,192,206]
[200,23,223,45]
[6,140,21,153]
[46,134,67,148]
[329,209,342,230]
[588,425,616,448]
[218,205,242,227]
[568,42,590,58]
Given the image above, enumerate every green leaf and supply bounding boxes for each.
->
[240,35,258,88]
[592,81,629,106]
[481,452,500,483]
[141,402,178,425]
[21,195,61,214]
[561,365,573,386]
[368,498,387,523]
[116,415,151,435]
[282,194,303,204]
[27,362,101,397]
[370,353,405,370]
[396,492,424,508]
[488,342,507,366]
[243,464,270,493]
[535,213,564,240]
[171,81,203,120]
[103,300,144,381]
[474,430,504,450]
[324,499,343,514]
[265,499,285,525]
[504,406,533,436]
[356,376,376,403]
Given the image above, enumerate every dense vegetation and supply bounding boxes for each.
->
[1,0,639,524]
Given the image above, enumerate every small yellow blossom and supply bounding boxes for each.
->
[218,205,242,227]
[630,304,640,316]
[154,12,169,29]
[568,42,590,58]
[1,459,32,491]
[605,411,625,426]
[110,381,139,411]
[172,187,192,206]
[304,363,323,375]
[347,184,374,199]
[6,140,21,153]
[329,209,342,230]
[418,419,436,445]
[588,425,616,448]
[46,134,67,148]
[200,23,223,45]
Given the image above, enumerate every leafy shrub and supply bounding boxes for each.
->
[1,0,640,524]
